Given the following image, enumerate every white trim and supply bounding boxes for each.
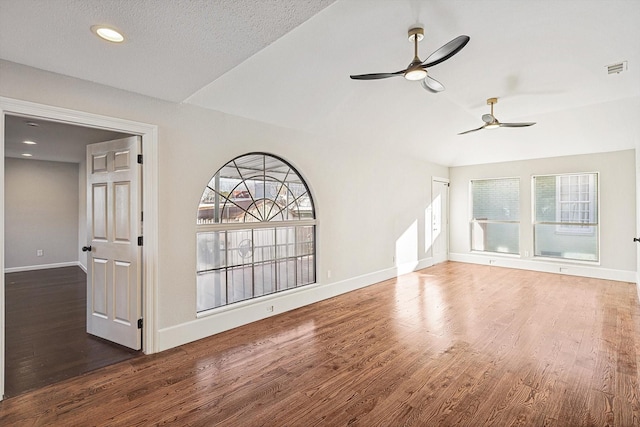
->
[0,96,159,401]
[432,176,449,184]
[431,177,449,265]
[5,261,84,273]
[449,252,635,283]
[159,257,434,351]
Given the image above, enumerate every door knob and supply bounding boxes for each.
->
[634,238,640,243]
[82,246,92,252]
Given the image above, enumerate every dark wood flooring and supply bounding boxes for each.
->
[4,266,140,398]
[1,262,639,426]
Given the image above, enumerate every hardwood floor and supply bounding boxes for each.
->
[3,266,140,398]
[1,262,639,426]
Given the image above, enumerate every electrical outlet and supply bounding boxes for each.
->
[266,305,274,312]
[327,270,332,278]
[36,249,44,257]
[524,250,529,257]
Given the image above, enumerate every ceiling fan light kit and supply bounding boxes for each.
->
[349,26,470,93]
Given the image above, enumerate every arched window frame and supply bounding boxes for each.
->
[196,153,316,313]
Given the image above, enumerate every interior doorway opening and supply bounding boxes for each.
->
[4,115,140,397]
[1,97,159,400]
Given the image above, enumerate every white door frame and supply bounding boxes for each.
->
[432,176,450,264]
[0,96,159,400]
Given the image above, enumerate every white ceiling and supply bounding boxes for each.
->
[1,0,639,166]
[4,115,130,163]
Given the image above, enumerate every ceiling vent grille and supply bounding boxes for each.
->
[607,61,627,74]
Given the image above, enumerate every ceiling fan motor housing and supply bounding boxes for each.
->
[408,27,424,42]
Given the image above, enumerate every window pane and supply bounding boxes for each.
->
[198,153,315,224]
[534,173,598,224]
[277,259,296,290]
[226,230,253,266]
[471,222,520,254]
[253,228,275,262]
[533,173,598,262]
[254,261,276,297]
[297,255,315,286]
[228,265,253,303]
[276,227,295,259]
[471,178,519,221]
[470,178,520,254]
[296,225,315,256]
[196,232,225,272]
[534,224,598,261]
[197,271,227,311]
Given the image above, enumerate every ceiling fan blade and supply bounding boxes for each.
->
[499,122,536,128]
[350,71,405,80]
[421,75,445,92]
[458,125,486,135]
[423,35,470,68]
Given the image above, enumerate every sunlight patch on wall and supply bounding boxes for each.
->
[425,203,433,254]
[396,220,418,275]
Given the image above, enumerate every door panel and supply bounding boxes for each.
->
[114,182,131,242]
[92,184,108,240]
[86,136,141,350]
[92,258,109,317]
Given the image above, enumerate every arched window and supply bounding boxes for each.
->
[196,153,316,312]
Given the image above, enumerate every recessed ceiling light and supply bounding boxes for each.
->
[23,140,37,145]
[91,25,125,43]
[21,153,33,157]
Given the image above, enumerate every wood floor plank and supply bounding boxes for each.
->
[3,267,140,397]
[2,262,640,426]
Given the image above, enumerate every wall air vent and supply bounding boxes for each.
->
[607,61,627,74]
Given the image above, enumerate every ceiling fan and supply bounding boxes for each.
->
[349,27,470,93]
[458,98,536,135]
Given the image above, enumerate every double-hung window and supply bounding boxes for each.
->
[533,173,598,261]
[470,178,520,254]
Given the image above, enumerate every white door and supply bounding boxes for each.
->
[85,136,142,350]
[432,179,449,264]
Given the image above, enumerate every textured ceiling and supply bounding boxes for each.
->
[0,0,335,102]
[1,0,639,166]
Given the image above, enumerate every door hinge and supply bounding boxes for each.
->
[137,154,143,164]
[137,318,143,329]
[138,236,143,246]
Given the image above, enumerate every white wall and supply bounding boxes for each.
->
[4,157,79,270]
[0,60,448,349]
[449,150,636,280]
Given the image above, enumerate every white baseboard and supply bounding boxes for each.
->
[157,257,435,352]
[4,261,84,273]
[449,252,636,283]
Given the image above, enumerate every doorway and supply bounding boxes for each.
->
[0,96,158,400]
